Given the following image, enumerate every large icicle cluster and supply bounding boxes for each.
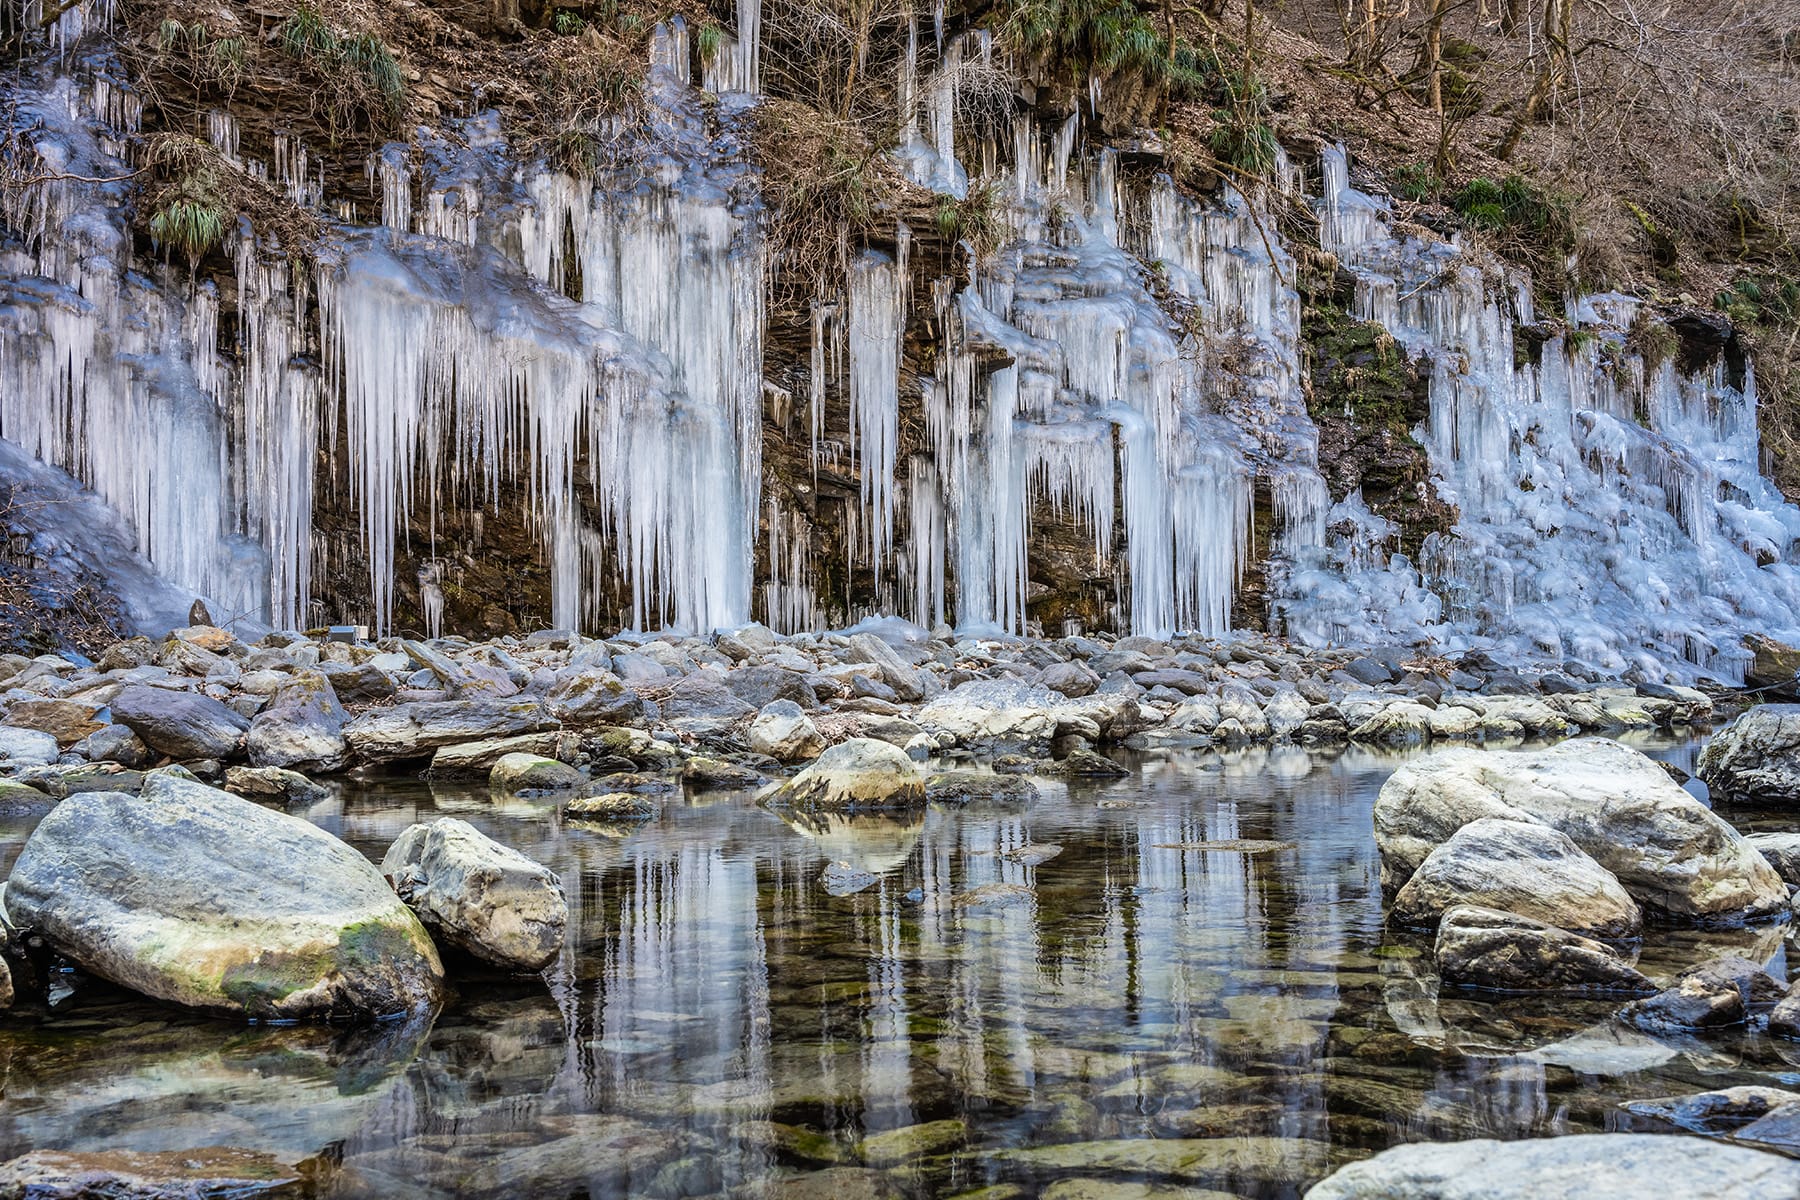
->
[3,11,1798,678]
[1281,147,1800,677]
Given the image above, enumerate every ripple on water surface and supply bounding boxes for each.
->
[0,735,1794,1198]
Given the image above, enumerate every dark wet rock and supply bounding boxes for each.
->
[0,1147,309,1198]
[3,698,108,746]
[1434,905,1654,995]
[722,665,818,710]
[1341,657,1394,685]
[565,792,657,820]
[246,672,347,773]
[108,685,250,761]
[5,769,442,1019]
[682,756,764,790]
[1301,1133,1799,1199]
[1037,661,1099,697]
[224,765,330,804]
[1624,1085,1800,1132]
[317,660,397,703]
[954,882,1037,910]
[1044,748,1129,777]
[453,1114,683,1197]
[346,700,558,765]
[1619,975,1746,1032]
[490,752,587,794]
[766,738,924,810]
[990,753,1038,774]
[382,818,566,972]
[1374,738,1788,922]
[1390,817,1641,937]
[1696,705,1800,806]
[925,772,1040,804]
[1678,954,1788,1011]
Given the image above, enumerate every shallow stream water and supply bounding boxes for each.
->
[0,736,1794,1198]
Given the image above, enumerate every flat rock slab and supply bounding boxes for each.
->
[1302,1133,1800,1199]
[0,1147,308,1199]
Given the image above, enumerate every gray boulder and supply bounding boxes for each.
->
[246,672,347,773]
[72,723,151,768]
[1697,705,1800,806]
[1390,817,1641,937]
[4,769,442,1018]
[0,725,59,766]
[845,633,926,702]
[317,661,397,703]
[109,685,249,761]
[1434,905,1654,995]
[428,732,578,778]
[223,766,330,804]
[381,818,566,972]
[1301,1133,1799,1199]
[1374,738,1788,922]
[1746,832,1800,886]
[545,669,644,727]
[765,738,925,811]
[722,665,818,710]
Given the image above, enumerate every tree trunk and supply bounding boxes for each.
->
[1425,0,1446,113]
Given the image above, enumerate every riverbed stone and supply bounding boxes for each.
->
[1433,905,1653,995]
[1619,975,1746,1032]
[1301,1133,1800,1199]
[428,732,577,778]
[0,724,58,766]
[109,685,250,760]
[4,768,442,1018]
[766,738,924,810]
[490,752,587,793]
[1696,705,1800,805]
[1351,702,1434,746]
[546,669,644,727]
[382,818,566,972]
[747,700,826,763]
[2,698,107,746]
[73,722,151,767]
[857,1119,967,1167]
[1374,738,1789,921]
[1745,832,1800,885]
[246,672,348,773]
[1390,818,1640,937]
[224,765,330,804]
[1624,1085,1800,1132]
[565,792,657,820]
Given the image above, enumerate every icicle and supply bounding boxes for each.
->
[847,252,902,588]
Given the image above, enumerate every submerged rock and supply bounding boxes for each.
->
[1696,705,1800,806]
[765,738,924,810]
[1301,1133,1799,1199]
[4,769,442,1018]
[1390,817,1641,937]
[1433,905,1653,995]
[382,818,566,972]
[1374,738,1788,922]
[0,1148,309,1199]
[821,860,879,896]
[1624,1085,1800,1132]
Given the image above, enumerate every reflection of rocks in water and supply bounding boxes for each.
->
[351,1115,687,1200]
[1633,919,1791,984]
[777,809,925,876]
[0,1146,316,1198]
[0,1004,430,1159]
[1377,944,1622,1057]
[403,987,567,1123]
[821,861,878,896]
[987,1135,1330,1190]
[1523,1021,1738,1076]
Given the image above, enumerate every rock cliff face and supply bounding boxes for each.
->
[2,0,1798,679]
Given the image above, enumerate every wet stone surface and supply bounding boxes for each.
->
[0,735,1796,1198]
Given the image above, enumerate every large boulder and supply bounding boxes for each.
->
[1374,739,1788,922]
[545,669,644,727]
[381,818,566,972]
[489,752,587,794]
[1746,832,1800,886]
[109,686,250,761]
[845,633,926,701]
[747,700,826,763]
[246,672,348,773]
[1696,705,1800,806]
[1390,818,1641,937]
[0,725,58,766]
[345,700,558,765]
[1433,905,1654,995]
[1744,634,1800,701]
[4,769,442,1018]
[915,680,1141,752]
[1302,1133,1799,1199]
[2,698,106,746]
[765,738,924,810]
